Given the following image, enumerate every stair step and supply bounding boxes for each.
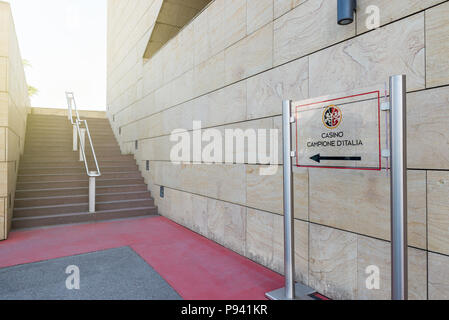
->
[28,119,110,123]
[24,138,73,143]
[28,116,109,124]
[25,135,117,145]
[25,135,116,142]
[22,152,135,163]
[29,123,110,127]
[17,178,145,190]
[13,198,155,217]
[25,132,113,138]
[25,139,117,145]
[19,159,135,168]
[23,146,121,157]
[16,184,148,198]
[25,135,116,141]
[14,203,89,217]
[27,123,111,129]
[18,166,136,175]
[12,206,158,230]
[25,138,118,150]
[23,143,116,148]
[26,126,112,131]
[25,130,115,136]
[18,172,142,182]
[22,149,122,155]
[28,118,109,123]
[26,127,112,133]
[20,155,132,162]
[24,143,119,149]
[26,127,112,132]
[20,154,134,162]
[25,141,118,147]
[15,191,152,208]
[22,150,121,157]
[28,116,108,121]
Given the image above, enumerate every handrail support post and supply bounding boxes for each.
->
[79,128,86,162]
[66,92,101,215]
[73,125,78,151]
[89,176,96,213]
[67,98,73,121]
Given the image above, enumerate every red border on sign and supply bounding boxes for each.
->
[295,90,382,171]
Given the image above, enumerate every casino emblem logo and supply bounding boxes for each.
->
[322,105,342,129]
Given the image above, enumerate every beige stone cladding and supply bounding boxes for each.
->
[0,2,30,240]
[107,0,449,299]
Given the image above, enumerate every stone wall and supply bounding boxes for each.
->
[0,2,30,240]
[30,108,107,120]
[107,0,449,299]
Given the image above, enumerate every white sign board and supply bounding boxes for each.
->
[295,91,381,170]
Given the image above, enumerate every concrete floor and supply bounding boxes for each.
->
[0,217,283,300]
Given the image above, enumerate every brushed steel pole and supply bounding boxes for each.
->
[283,100,295,299]
[389,75,408,300]
[73,125,78,151]
[89,175,96,213]
[265,101,318,300]
[67,97,73,121]
[79,128,86,162]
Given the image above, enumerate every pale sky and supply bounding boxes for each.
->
[8,0,107,110]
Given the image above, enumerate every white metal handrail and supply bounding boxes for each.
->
[66,92,101,213]
[66,92,80,125]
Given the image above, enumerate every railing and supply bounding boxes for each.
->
[66,92,101,213]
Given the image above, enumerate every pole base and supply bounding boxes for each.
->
[265,283,316,300]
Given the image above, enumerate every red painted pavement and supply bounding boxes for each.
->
[0,217,284,300]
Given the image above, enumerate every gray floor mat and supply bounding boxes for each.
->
[0,246,182,300]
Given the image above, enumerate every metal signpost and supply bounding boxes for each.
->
[266,75,408,301]
[389,75,408,300]
[265,101,316,300]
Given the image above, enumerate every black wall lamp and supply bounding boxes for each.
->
[338,0,356,25]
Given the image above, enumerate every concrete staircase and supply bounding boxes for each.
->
[12,114,157,230]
